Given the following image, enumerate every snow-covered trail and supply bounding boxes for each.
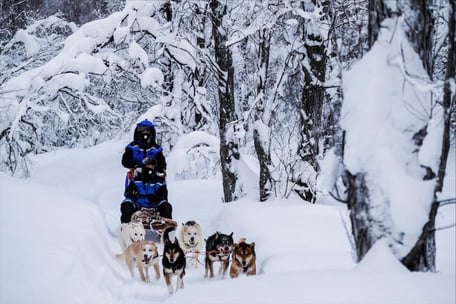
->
[0,140,454,304]
[22,141,355,302]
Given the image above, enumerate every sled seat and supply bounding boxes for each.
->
[131,207,177,242]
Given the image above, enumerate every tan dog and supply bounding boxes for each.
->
[178,220,203,268]
[230,238,256,278]
[118,220,145,250]
[116,240,160,283]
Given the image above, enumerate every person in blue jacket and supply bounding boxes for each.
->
[120,119,172,223]
[120,157,172,223]
[122,119,167,175]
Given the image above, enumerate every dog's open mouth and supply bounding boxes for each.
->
[142,254,152,264]
[219,249,231,255]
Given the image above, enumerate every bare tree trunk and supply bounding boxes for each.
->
[402,0,455,271]
[348,0,449,270]
[400,0,436,74]
[367,0,390,48]
[401,202,438,271]
[295,0,329,203]
[435,0,455,195]
[345,171,377,261]
[299,24,326,173]
[344,0,406,263]
[209,0,239,203]
[253,29,273,202]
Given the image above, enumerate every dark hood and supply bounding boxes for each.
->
[133,119,156,146]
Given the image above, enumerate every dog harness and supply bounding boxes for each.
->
[216,250,231,261]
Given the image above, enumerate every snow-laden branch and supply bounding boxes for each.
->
[226,3,322,47]
[167,131,220,180]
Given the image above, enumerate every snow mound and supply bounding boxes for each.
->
[356,239,409,273]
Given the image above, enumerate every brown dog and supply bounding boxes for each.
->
[116,240,160,283]
[230,238,256,278]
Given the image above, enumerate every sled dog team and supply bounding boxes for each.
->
[116,220,256,294]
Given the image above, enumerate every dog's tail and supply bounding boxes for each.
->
[162,225,177,244]
[237,237,247,244]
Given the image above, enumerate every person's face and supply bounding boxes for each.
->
[139,130,153,141]
[145,164,155,171]
[137,127,154,146]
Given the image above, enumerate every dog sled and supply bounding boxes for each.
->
[131,207,177,242]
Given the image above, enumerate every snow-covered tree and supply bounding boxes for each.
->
[0,15,77,175]
[402,0,455,272]
[0,2,206,177]
[208,0,240,202]
[339,0,454,272]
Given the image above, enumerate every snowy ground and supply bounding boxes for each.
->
[0,139,455,304]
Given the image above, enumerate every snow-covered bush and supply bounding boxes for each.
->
[0,1,216,177]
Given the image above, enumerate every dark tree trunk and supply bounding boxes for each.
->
[299,31,326,173]
[253,127,272,202]
[435,0,455,195]
[367,0,390,48]
[161,1,173,22]
[402,0,455,271]
[343,0,391,260]
[349,0,449,271]
[400,0,436,74]
[294,1,329,203]
[209,0,239,203]
[401,202,438,271]
[253,29,273,202]
[345,171,377,261]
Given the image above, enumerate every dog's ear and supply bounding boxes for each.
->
[215,232,219,239]
[229,232,233,238]
[174,237,179,244]
[250,242,255,248]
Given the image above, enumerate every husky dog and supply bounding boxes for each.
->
[118,220,146,250]
[116,240,160,283]
[162,226,186,294]
[230,238,256,278]
[204,231,234,279]
[178,220,203,268]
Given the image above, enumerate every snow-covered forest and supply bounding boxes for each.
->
[0,0,455,303]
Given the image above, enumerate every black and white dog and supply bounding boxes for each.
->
[204,231,234,279]
[162,226,186,294]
